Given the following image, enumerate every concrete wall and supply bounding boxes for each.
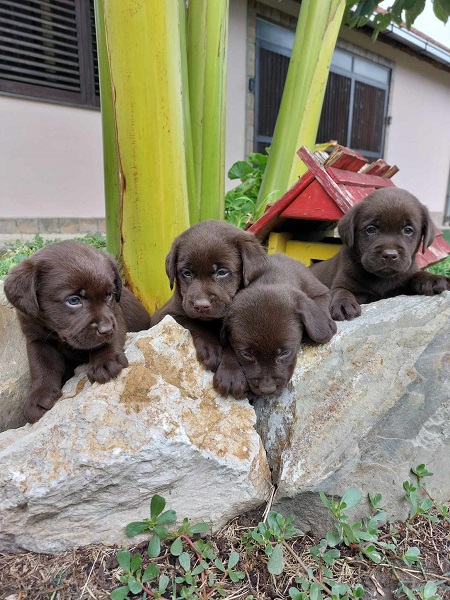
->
[0,96,104,220]
[339,26,450,222]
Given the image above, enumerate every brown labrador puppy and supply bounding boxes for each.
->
[151,220,268,370]
[310,188,450,321]
[215,253,336,398]
[4,240,151,423]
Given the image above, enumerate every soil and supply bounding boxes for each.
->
[0,506,449,600]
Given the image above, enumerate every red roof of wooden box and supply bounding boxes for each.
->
[248,145,450,268]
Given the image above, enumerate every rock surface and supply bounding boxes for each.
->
[0,318,272,553]
[0,282,30,432]
[254,292,450,535]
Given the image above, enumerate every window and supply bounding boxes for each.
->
[253,18,391,159]
[0,0,99,108]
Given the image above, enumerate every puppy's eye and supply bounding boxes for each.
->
[239,350,254,361]
[180,268,193,279]
[403,226,414,235]
[365,225,378,235]
[65,296,81,307]
[215,268,231,278]
[106,292,114,301]
[278,350,292,359]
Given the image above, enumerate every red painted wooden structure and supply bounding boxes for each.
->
[249,145,450,268]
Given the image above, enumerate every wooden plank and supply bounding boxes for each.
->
[323,145,368,171]
[417,234,450,268]
[360,159,390,176]
[248,171,315,238]
[298,146,356,213]
[327,167,396,189]
[285,240,341,267]
[280,179,344,220]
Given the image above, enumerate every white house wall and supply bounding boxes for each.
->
[0,96,104,220]
[339,26,450,223]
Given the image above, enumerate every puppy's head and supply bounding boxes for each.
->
[338,188,435,277]
[222,285,335,396]
[165,220,267,320]
[4,240,123,350]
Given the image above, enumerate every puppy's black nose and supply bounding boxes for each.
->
[193,299,211,312]
[259,380,277,395]
[381,249,399,261]
[97,322,113,335]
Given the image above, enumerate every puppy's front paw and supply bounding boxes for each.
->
[410,274,450,295]
[193,337,222,371]
[213,362,248,399]
[26,386,62,423]
[331,298,361,321]
[87,351,128,384]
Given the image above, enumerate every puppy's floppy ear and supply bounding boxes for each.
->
[295,291,336,343]
[238,232,268,287]
[4,258,40,317]
[338,207,357,248]
[420,204,435,253]
[165,240,179,290]
[107,256,123,301]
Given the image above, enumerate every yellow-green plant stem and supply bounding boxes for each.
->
[257,0,346,209]
[187,0,229,221]
[95,0,190,313]
[93,0,121,262]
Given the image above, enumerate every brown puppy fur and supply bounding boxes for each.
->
[215,254,336,398]
[151,220,268,370]
[310,188,450,321]
[4,240,151,423]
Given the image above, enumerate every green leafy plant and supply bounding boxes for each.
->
[241,510,300,575]
[0,233,107,278]
[426,256,450,277]
[112,494,245,600]
[224,150,275,229]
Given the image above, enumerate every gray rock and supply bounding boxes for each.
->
[0,318,272,553]
[0,282,30,432]
[254,292,450,535]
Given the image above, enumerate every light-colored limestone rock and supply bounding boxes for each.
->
[0,282,30,432]
[0,317,271,553]
[254,292,450,535]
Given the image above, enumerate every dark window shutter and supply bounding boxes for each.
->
[0,0,99,108]
[317,72,351,147]
[350,81,386,154]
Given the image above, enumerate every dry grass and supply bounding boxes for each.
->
[0,504,449,600]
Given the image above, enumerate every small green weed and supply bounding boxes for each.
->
[112,494,244,599]
[0,233,107,278]
[224,150,277,229]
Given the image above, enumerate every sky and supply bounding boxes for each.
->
[380,1,450,48]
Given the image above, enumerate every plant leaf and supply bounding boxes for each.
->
[228,161,254,180]
[127,576,142,594]
[170,536,183,557]
[125,521,148,537]
[150,494,166,520]
[157,509,177,525]
[267,543,284,575]
[142,562,160,583]
[117,549,131,573]
[130,553,142,573]
[341,488,362,510]
[110,586,130,600]
[147,534,161,558]
[228,550,240,569]
[178,551,191,572]
[190,522,210,535]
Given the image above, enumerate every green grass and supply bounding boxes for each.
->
[0,234,107,279]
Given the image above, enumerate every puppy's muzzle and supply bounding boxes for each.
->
[381,248,399,263]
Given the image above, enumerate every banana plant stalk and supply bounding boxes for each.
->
[94,0,190,313]
[257,0,346,209]
[187,0,229,221]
